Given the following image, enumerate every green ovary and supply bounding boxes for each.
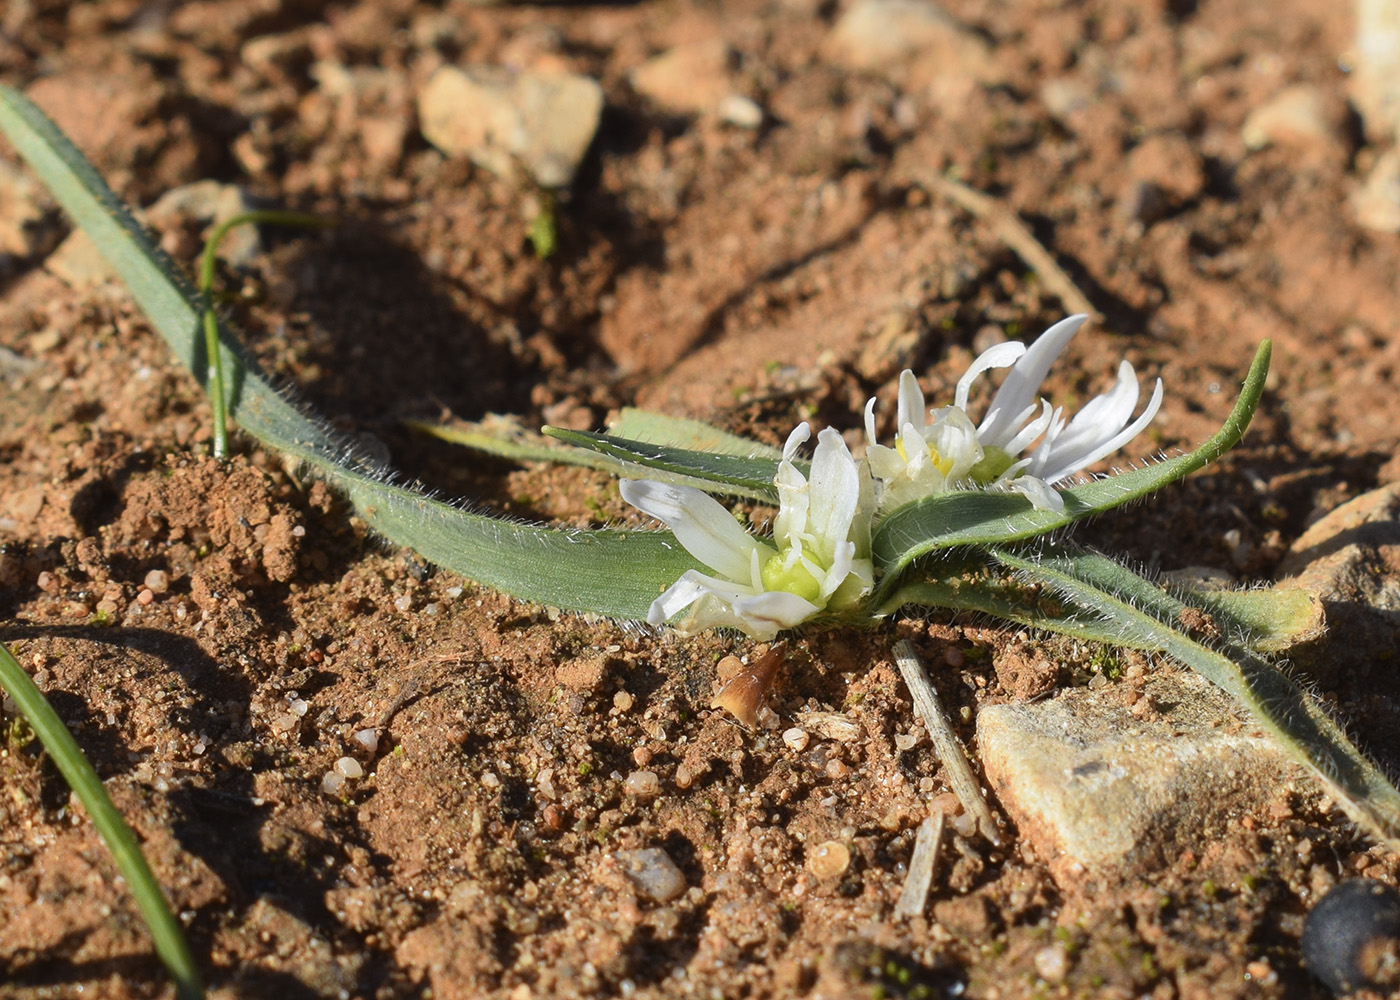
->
[968,446,1016,484]
[761,550,823,603]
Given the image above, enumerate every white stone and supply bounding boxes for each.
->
[1351,0,1400,142]
[419,65,604,188]
[1240,84,1345,153]
[978,671,1294,883]
[1353,148,1400,233]
[613,847,686,903]
[824,0,1000,85]
[631,40,734,115]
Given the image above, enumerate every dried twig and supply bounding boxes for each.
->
[915,171,1100,321]
[893,639,1002,846]
[894,810,946,919]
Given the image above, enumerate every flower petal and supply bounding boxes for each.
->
[620,479,764,582]
[806,428,860,564]
[954,341,1027,411]
[897,370,927,430]
[977,315,1086,445]
[1038,377,1164,483]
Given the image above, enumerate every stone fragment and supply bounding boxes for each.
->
[824,0,1000,86]
[45,230,114,290]
[1353,147,1400,233]
[418,65,604,188]
[978,671,1294,884]
[145,179,260,268]
[717,94,764,129]
[1241,84,1348,155]
[1351,0,1400,142]
[1276,483,1400,679]
[613,847,686,903]
[630,39,735,115]
[0,157,58,259]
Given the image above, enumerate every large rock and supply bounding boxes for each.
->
[1276,483,1400,678]
[418,65,604,188]
[1353,148,1400,233]
[978,670,1295,885]
[1352,0,1400,143]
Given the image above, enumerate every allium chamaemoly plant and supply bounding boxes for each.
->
[1,82,1397,856]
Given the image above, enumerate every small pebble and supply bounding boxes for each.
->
[353,728,379,754]
[944,646,965,668]
[334,757,364,779]
[717,94,764,128]
[614,690,635,712]
[614,847,686,903]
[631,746,653,768]
[625,770,661,799]
[288,698,309,718]
[783,727,810,751]
[394,594,412,612]
[1033,944,1069,984]
[136,589,155,606]
[825,759,849,779]
[481,771,500,789]
[321,771,346,795]
[894,732,919,751]
[675,764,694,789]
[143,569,170,594]
[536,767,557,800]
[806,840,851,880]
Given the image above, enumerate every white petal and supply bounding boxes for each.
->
[1000,399,1055,457]
[1045,360,1141,461]
[620,480,763,582]
[817,538,857,602]
[646,572,711,625]
[807,428,860,563]
[729,590,824,634]
[955,340,1027,411]
[1039,377,1164,483]
[896,370,927,430]
[977,315,1086,444]
[782,422,812,460]
[1005,475,1065,512]
[863,397,879,445]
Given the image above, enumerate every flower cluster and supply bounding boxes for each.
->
[623,315,1162,637]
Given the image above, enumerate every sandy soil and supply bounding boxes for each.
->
[2,0,1400,997]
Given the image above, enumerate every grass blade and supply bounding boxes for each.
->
[0,643,204,1000]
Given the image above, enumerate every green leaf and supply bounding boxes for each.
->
[0,642,205,1000]
[1167,579,1325,654]
[543,427,790,501]
[608,408,784,459]
[0,84,703,620]
[870,340,1271,598]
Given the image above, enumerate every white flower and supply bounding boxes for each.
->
[620,424,875,639]
[865,315,1164,513]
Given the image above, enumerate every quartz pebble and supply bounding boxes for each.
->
[334,757,364,779]
[806,840,851,879]
[321,771,346,795]
[353,728,379,754]
[782,727,810,751]
[143,569,170,594]
[624,770,661,799]
[614,847,686,903]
